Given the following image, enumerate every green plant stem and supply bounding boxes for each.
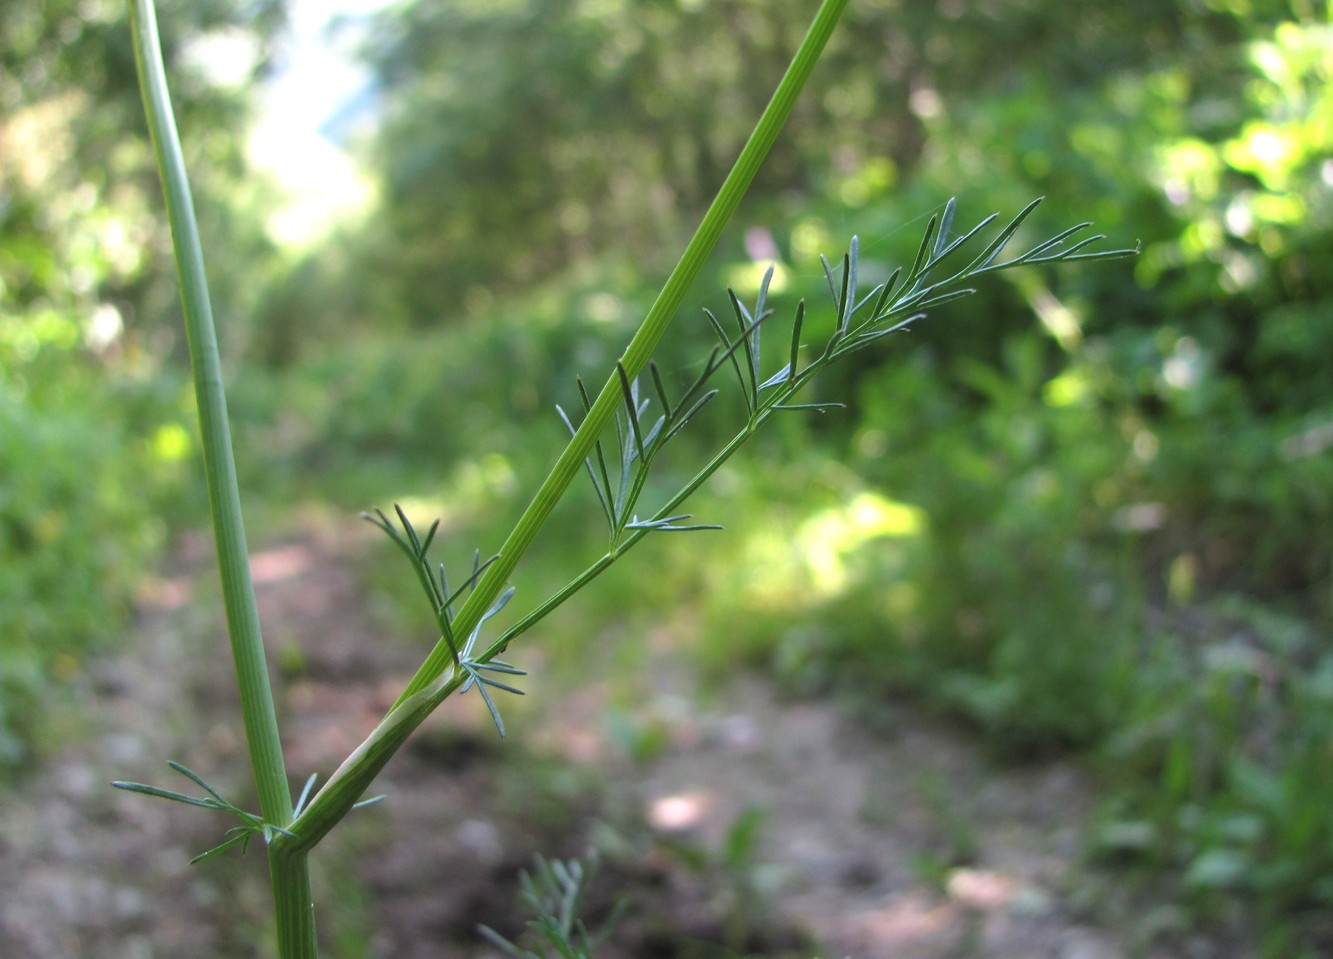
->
[282,0,849,854]
[128,0,307,954]
[270,848,316,958]
[287,675,457,851]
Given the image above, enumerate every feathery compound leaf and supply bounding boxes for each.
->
[409,197,1133,756]
[113,761,297,863]
[761,199,1132,408]
[962,196,1044,274]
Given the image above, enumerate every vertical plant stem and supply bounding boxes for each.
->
[393,0,851,707]
[127,1,310,954]
[270,848,317,958]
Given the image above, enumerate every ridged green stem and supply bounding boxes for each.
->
[282,0,850,854]
[128,1,308,954]
[269,848,316,958]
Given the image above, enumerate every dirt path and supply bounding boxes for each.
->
[0,520,1229,958]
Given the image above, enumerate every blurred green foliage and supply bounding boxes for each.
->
[9,0,1333,951]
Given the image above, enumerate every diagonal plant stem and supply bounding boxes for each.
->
[126,1,312,954]
[280,0,851,853]
[389,0,850,708]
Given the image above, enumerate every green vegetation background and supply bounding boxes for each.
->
[3,0,1330,953]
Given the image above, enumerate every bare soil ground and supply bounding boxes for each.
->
[0,518,1239,958]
